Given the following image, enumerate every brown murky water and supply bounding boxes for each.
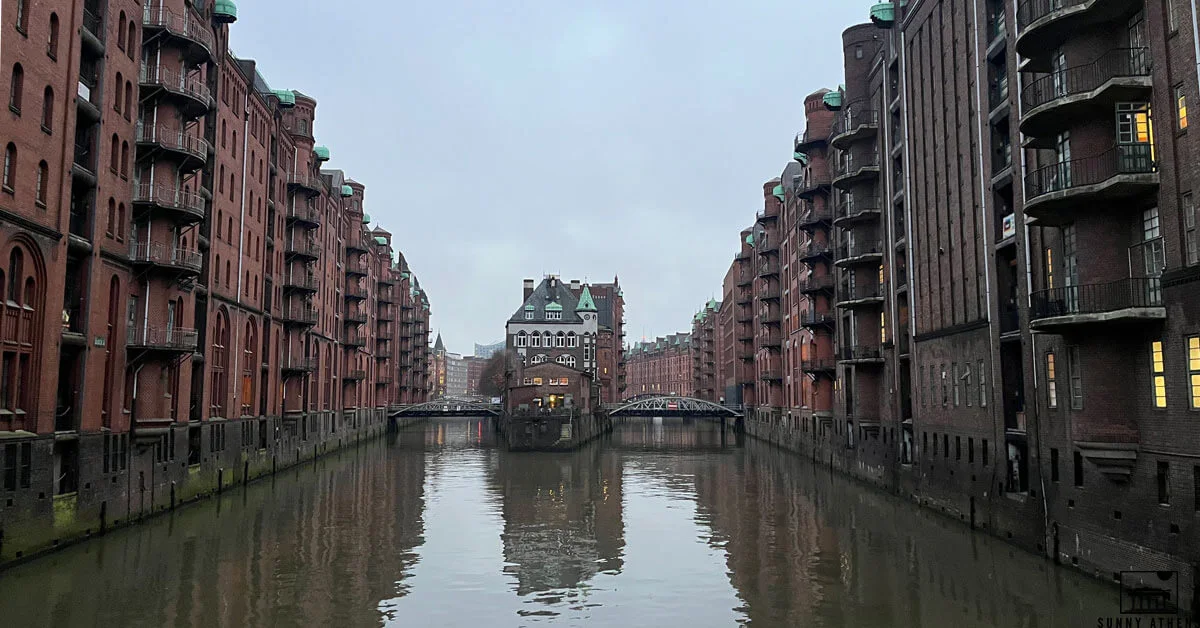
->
[0,418,1118,626]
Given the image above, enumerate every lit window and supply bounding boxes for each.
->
[1188,336,1200,409]
[1046,353,1058,408]
[533,377,542,385]
[1151,341,1167,408]
[1178,85,1189,130]
[1045,248,1054,289]
[880,312,887,344]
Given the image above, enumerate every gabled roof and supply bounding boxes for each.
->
[508,277,583,324]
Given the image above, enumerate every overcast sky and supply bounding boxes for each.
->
[234,1,864,355]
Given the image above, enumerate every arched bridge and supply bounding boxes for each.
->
[605,396,742,418]
[391,399,501,417]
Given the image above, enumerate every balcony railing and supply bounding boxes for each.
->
[288,173,323,193]
[837,240,884,262]
[1030,277,1162,320]
[127,325,198,352]
[142,6,213,58]
[132,183,206,220]
[345,283,367,299]
[799,275,835,292]
[345,258,367,275]
[1022,48,1150,112]
[1025,144,1156,200]
[283,275,319,291]
[831,108,879,143]
[840,282,883,302]
[800,311,836,327]
[801,358,837,372]
[758,285,781,300]
[288,203,322,226]
[82,8,103,41]
[281,357,317,373]
[128,241,203,272]
[285,238,321,258]
[345,308,367,324]
[344,370,366,381]
[344,331,366,346]
[755,332,782,349]
[281,304,318,325]
[839,345,883,361]
[834,199,881,224]
[1016,0,1087,29]
[136,123,210,162]
[759,369,783,381]
[758,258,780,276]
[834,153,880,179]
[800,241,833,260]
[139,64,213,111]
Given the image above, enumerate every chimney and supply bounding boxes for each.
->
[570,279,580,294]
[523,279,535,301]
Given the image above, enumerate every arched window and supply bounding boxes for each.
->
[218,165,225,194]
[225,260,230,286]
[299,119,308,135]
[35,161,47,206]
[106,198,115,236]
[8,249,23,302]
[530,331,541,348]
[555,332,565,348]
[3,143,15,190]
[221,119,227,148]
[242,320,257,416]
[120,141,129,177]
[109,134,119,172]
[214,255,221,285]
[15,0,28,32]
[567,331,577,348]
[226,216,233,241]
[10,64,24,113]
[232,131,237,157]
[114,72,123,112]
[126,22,136,60]
[116,204,124,240]
[48,14,60,58]
[41,86,53,131]
[229,174,235,200]
[515,331,527,347]
[117,11,126,50]
[124,81,132,119]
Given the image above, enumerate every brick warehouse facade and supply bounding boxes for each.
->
[625,332,692,397]
[682,0,1200,609]
[0,0,432,564]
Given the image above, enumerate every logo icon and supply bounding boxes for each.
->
[1120,571,1178,615]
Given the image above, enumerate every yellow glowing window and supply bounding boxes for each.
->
[1189,336,1200,409]
[533,377,543,385]
[1177,86,1189,129]
[1045,248,1054,289]
[1151,341,1166,408]
[880,312,887,344]
[1046,353,1058,409]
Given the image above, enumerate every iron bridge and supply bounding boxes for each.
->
[391,398,501,417]
[605,396,742,418]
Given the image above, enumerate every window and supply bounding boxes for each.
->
[1188,336,1200,409]
[1045,247,1054,289]
[35,161,46,206]
[978,359,987,407]
[1177,85,1189,130]
[124,82,132,120]
[941,365,948,407]
[1185,193,1198,266]
[554,333,565,348]
[15,0,28,32]
[1074,451,1084,487]
[880,312,887,344]
[523,378,532,385]
[120,141,129,178]
[547,310,562,320]
[41,86,53,132]
[1046,353,1058,408]
[952,363,960,406]
[114,72,123,112]
[1068,346,1083,409]
[1169,0,1180,31]
[982,439,989,466]
[1050,448,1060,482]
[48,13,59,58]
[524,310,532,320]
[117,11,126,49]
[9,64,24,113]
[110,134,119,172]
[515,331,526,347]
[3,143,15,191]
[568,332,577,348]
[127,22,137,60]
[532,377,542,386]
[1151,341,1167,408]
[1158,461,1171,505]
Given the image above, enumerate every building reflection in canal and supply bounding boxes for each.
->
[0,418,1117,627]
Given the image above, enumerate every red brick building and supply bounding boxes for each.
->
[0,0,431,564]
[625,333,691,397]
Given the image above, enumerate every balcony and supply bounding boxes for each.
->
[797,205,833,229]
[80,8,104,52]
[799,240,834,263]
[346,238,368,254]
[796,176,833,200]
[136,124,209,170]
[142,6,214,65]
[287,203,322,228]
[1015,0,1133,70]
[830,108,879,150]
[833,155,880,190]
[758,258,780,277]
[280,304,318,326]
[378,275,395,287]
[344,370,366,381]
[281,358,317,375]
[801,357,837,374]
[800,311,837,328]
[377,331,394,342]
[139,64,213,118]
[345,259,368,278]
[1023,145,1157,224]
[755,332,782,350]
[378,307,395,322]
[344,331,366,347]
[759,309,781,325]
[837,282,885,308]
[758,285,781,301]
[128,241,203,275]
[839,344,885,364]
[1021,48,1151,139]
[345,308,367,324]
[759,369,783,382]
[283,274,319,293]
[835,240,884,267]
[795,129,827,152]
[832,200,882,228]
[378,288,395,304]
[1029,277,1165,332]
[132,183,206,223]
[799,274,836,294]
[285,238,321,260]
[127,325,198,353]
[287,173,323,196]
[344,283,367,300]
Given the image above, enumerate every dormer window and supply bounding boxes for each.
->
[525,310,533,320]
[547,310,561,320]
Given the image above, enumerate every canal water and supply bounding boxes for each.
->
[0,418,1119,627]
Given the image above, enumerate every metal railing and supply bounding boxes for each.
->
[82,8,103,40]
[799,241,833,259]
[755,332,782,348]
[837,240,883,261]
[758,258,780,276]
[344,331,366,346]
[1030,277,1162,319]
[127,325,198,351]
[800,311,837,327]
[344,307,367,323]
[345,258,367,275]
[758,285,781,300]
[799,275,835,292]
[759,309,781,324]
[281,357,317,372]
[831,108,879,140]
[142,6,214,55]
[288,173,323,192]
[345,283,367,299]
[283,274,319,291]
[1025,144,1156,200]
[128,241,203,271]
[834,153,880,179]
[139,64,213,109]
[1017,0,1087,29]
[1023,48,1150,111]
[285,238,321,258]
[801,358,837,372]
[281,304,318,324]
[759,369,783,381]
[288,203,322,225]
[836,199,881,223]
[132,183,205,218]
[839,345,883,361]
[840,282,883,301]
[797,205,833,226]
[136,124,210,161]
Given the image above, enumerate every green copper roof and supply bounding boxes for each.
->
[362,212,371,223]
[525,304,536,311]
[870,1,896,26]
[423,304,429,311]
[401,271,410,279]
[341,185,354,197]
[314,145,330,161]
[273,90,296,108]
[822,90,842,110]
[576,285,598,312]
[772,184,785,201]
[746,232,755,247]
[794,151,809,164]
[545,302,563,312]
[374,236,388,245]
[214,0,237,22]
[707,298,718,310]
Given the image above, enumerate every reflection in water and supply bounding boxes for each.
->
[0,418,1117,627]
